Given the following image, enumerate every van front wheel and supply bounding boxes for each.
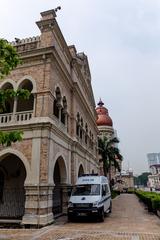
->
[99,208,104,222]
[109,201,112,213]
[68,214,74,222]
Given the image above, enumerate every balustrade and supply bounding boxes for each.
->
[52,115,67,133]
[15,111,33,122]
[0,111,33,125]
[0,113,12,124]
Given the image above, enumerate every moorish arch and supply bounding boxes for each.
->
[17,76,37,93]
[0,148,31,184]
[0,82,14,114]
[91,169,95,174]
[78,163,85,177]
[0,151,27,219]
[0,79,16,90]
[52,156,67,215]
[17,79,34,112]
[53,86,62,118]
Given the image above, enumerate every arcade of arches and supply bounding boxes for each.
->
[0,152,89,223]
[0,79,34,123]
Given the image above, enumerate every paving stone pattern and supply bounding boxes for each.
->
[0,194,160,240]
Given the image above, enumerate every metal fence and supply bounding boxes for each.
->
[52,186,62,215]
[0,188,25,219]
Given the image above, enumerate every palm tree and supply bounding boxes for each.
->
[98,136,123,184]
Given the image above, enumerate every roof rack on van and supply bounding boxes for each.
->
[81,174,99,176]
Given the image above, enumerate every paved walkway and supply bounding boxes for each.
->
[0,194,160,239]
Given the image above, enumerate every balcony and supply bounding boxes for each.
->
[52,115,68,133]
[0,111,33,125]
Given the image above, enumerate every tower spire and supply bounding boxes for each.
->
[97,98,104,107]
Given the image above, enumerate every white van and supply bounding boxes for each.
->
[67,174,112,222]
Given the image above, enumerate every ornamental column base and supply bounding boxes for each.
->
[22,184,54,227]
[61,184,72,214]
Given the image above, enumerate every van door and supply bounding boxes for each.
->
[105,184,111,211]
[102,185,107,211]
[102,184,111,212]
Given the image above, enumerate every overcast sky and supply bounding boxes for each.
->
[1,0,160,175]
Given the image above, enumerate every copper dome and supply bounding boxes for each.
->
[96,99,113,126]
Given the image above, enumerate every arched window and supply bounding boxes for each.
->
[80,117,83,139]
[85,123,88,144]
[78,164,84,177]
[91,134,94,149]
[89,130,92,148]
[76,113,80,136]
[53,87,61,118]
[61,96,67,124]
[17,80,34,112]
[0,82,14,114]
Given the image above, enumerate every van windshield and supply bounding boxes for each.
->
[72,184,100,196]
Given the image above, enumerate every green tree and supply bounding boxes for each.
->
[134,172,151,187]
[0,39,30,146]
[98,136,123,182]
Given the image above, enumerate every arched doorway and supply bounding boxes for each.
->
[78,164,84,177]
[0,154,26,219]
[53,157,67,215]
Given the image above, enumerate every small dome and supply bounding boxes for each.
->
[96,99,113,126]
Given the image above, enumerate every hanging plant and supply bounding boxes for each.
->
[0,89,30,113]
[0,131,23,146]
[16,89,30,99]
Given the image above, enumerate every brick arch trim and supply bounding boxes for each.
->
[53,153,68,184]
[0,79,16,90]
[77,162,85,177]
[0,148,31,184]
[17,76,37,93]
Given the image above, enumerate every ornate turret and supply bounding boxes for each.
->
[96,99,113,127]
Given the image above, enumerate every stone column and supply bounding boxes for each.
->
[33,93,37,117]
[22,184,54,227]
[52,95,55,116]
[61,184,72,214]
[12,97,17,122]
[63,110,68,132]
[58,106,62,122]
[66,113,69,132]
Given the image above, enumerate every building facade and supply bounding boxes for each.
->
[147,153,160,190]
[115,169,134,192]
[0,9,99,226]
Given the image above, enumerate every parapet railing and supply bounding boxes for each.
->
[0,111,33,125]
[10,36,41,52]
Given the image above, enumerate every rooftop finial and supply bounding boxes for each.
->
[54,6,61,12]
[97,98,104,107]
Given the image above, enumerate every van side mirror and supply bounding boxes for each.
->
[102,189,106,196]
[68,190,72,197]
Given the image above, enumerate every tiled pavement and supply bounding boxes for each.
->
[0,194,160,240]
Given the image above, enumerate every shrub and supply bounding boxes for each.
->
[111,190,120,199]
[135,190,160,214]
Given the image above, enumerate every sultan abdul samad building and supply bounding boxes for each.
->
[0,9,99,226]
